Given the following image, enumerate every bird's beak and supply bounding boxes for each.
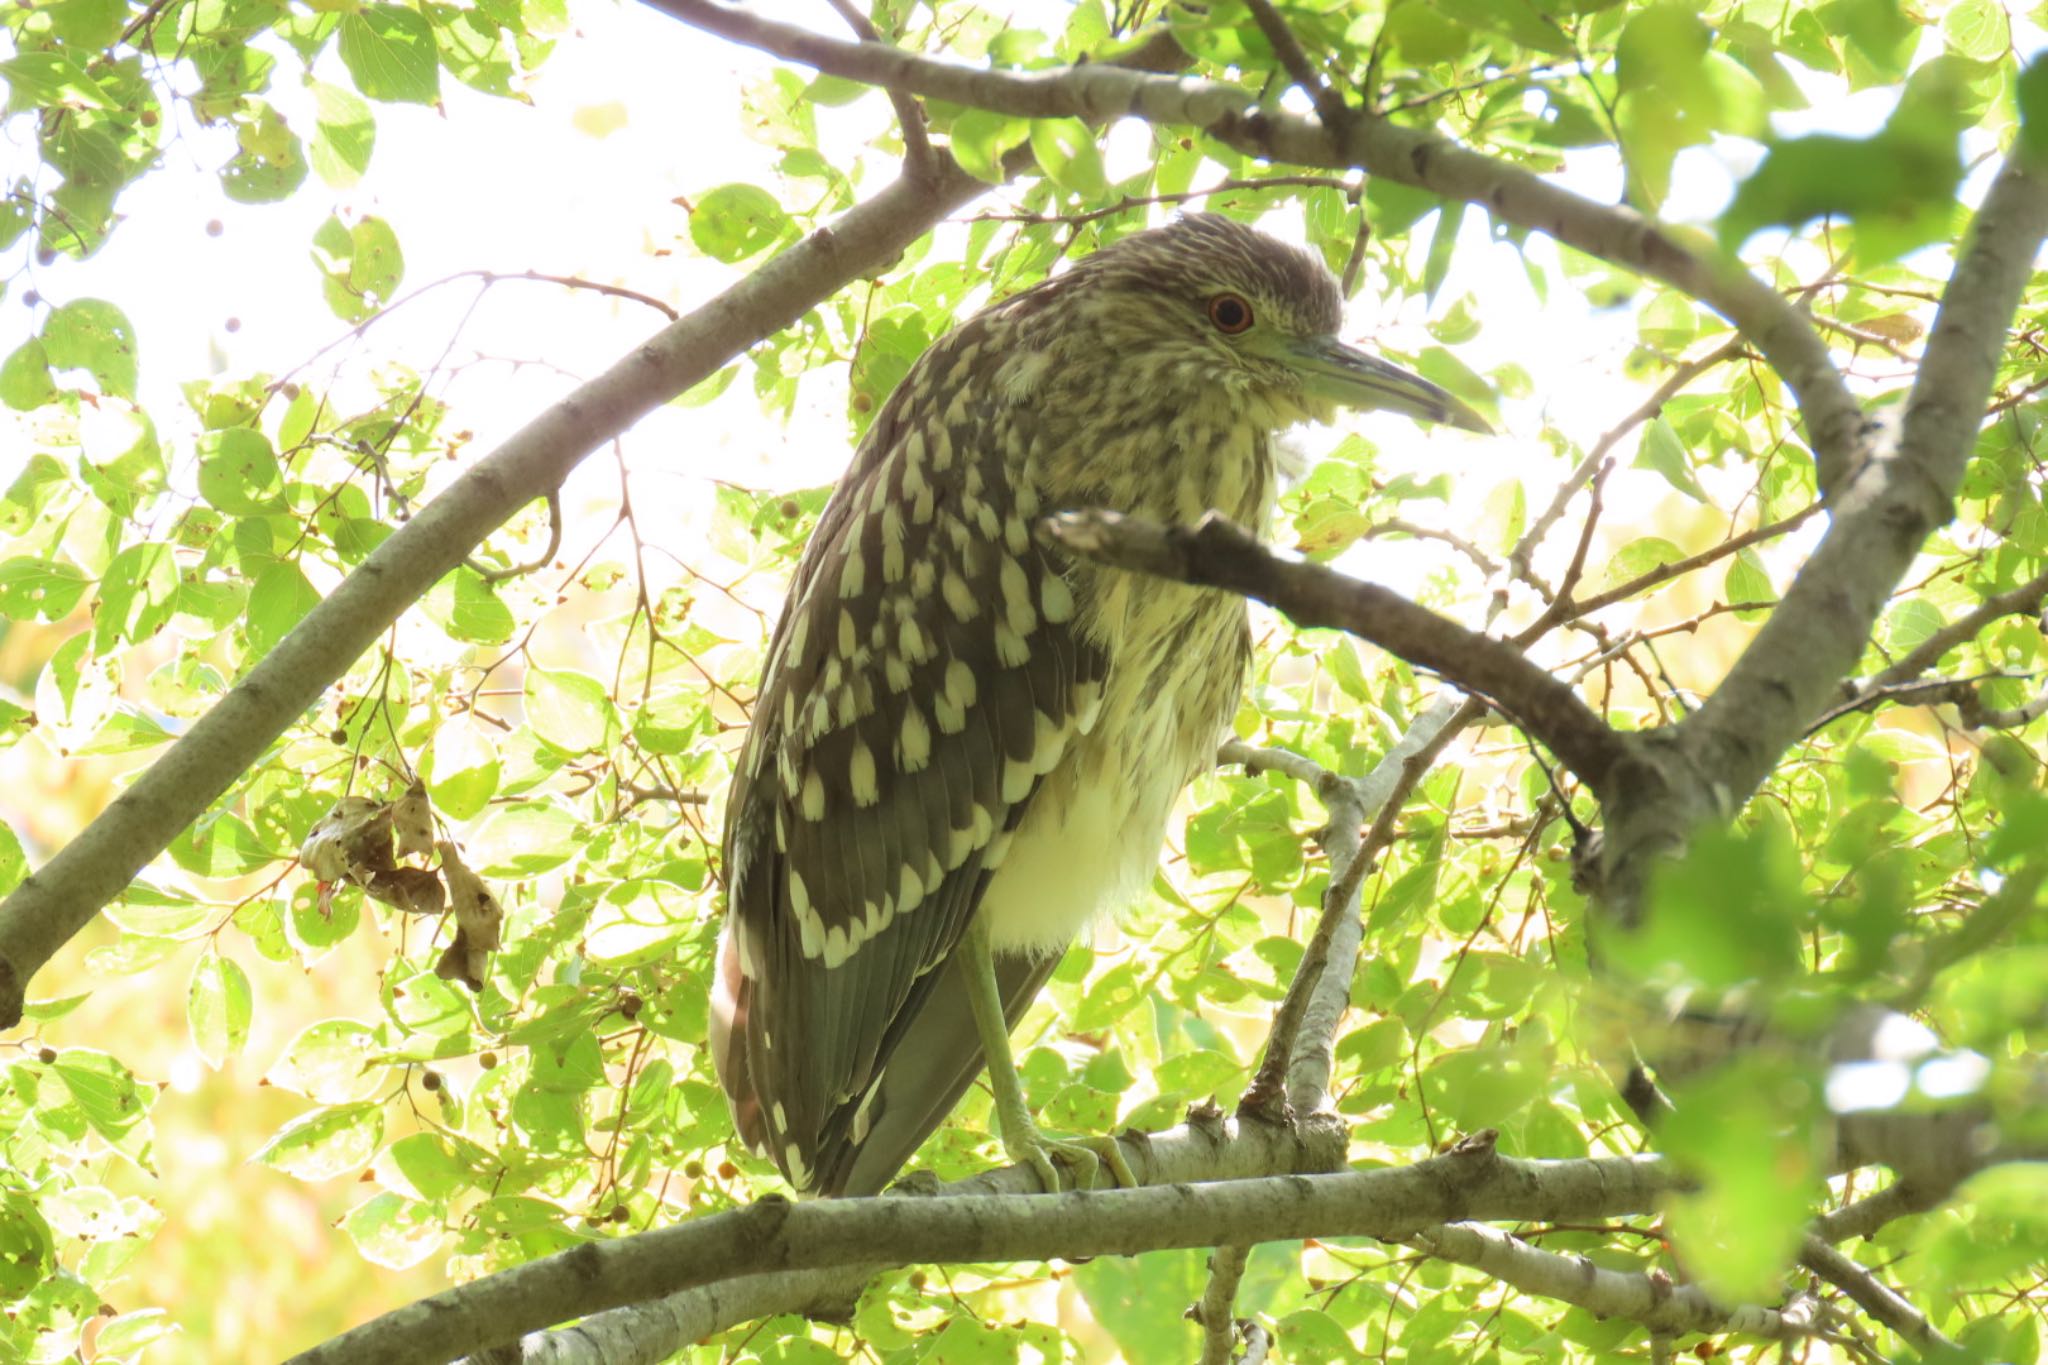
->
[1285,335,1494,435]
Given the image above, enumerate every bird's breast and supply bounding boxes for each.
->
[976,566,1248,956]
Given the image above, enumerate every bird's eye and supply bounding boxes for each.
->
[1207,293,1254,334]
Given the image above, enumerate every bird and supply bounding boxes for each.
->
[709,213,1489,1197]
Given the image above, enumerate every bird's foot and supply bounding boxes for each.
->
[997,1121,1137,1192]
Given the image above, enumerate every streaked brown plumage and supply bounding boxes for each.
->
[711,215,1486,1196]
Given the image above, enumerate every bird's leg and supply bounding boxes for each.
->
[961,914,1137,1192]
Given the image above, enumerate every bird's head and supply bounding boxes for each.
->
[1058,213,1492,436]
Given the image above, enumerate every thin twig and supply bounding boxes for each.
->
[819,0,936,176]
[1508,338,1746,586]
[1241,0,1349,129]
[467,490,563,583]
[1862,563,2048,690]
[1566,501,1821,618]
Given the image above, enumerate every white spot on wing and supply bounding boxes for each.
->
[900,705,931,772]
[850,739,878,807]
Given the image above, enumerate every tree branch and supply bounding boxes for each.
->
[818,0,936,176]
[1679,156,2048,810]
[1805,672,2048,734]
[0,161,1005,1029]
[301,1144,1684,1365]
[1048,510,1626,794]
[1191,1243,1252,1365]
[1798,1235,1957,1353]
[1409,1221,1823,1341]
[1863,562,2048,690]
[469,1110,1347,1365]
[655,0,1863,488]
[1240,0,1349,129]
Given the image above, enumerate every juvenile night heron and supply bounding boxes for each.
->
[711,214,1487,1197]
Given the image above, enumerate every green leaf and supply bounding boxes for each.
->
[1029,116,1110,196]
[93,541,178,652]
[52,1049,151,1139]
[245,561,322,655]
[1721,125,1961,260]
[1886,596,1945,652]
[221,102,310,203]
[1724,548,1773,618]
[466,801,579,876]
[2019,57,2048,162]
[94,1308,176,1356]
[1421,202,1466,304]
[1592,536,1686,597]
[271,1019,385,1103]
[421,566,515,644]
[0,339,56,410]
[688,183,788,263]
[1075,1248,1203,1362]
[426,717,500,820]
[946,110,1030,184]
[1915,1166,2048,1297]
[41,298,137,398]
[342,1191,444,1268]
[1635,418,1706,501]
[1613,821,1807,989]
[0,556,89,620]
[1660,1059,1820,1303]
[310,80,376,186]
[385,1131,484,1199]
[197,428,283,513]
[312,213,406,321]
[254,1102,385,1181]
[1941,0,2008,57]
[0,1187,56,1297]
[338,5,441,104]
[524,667,614,754]
[188,952,253,1069]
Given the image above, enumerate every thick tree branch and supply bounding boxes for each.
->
[1049,510,1626,794]
[468,1110,1347,1365]
[656,0,1863,487]
[1678,158,2048,794]
[0,163,1005,1028]
[1600,156,2048,915]
[303,1145,1684,1365]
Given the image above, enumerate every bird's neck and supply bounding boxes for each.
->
[1025,373,1280,531]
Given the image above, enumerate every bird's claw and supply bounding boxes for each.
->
[1001,1126,1137,1192]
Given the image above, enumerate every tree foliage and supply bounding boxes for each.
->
[0,0,2045,1359]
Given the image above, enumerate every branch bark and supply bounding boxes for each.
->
[656,0,1864,488]
[467,1109,1346,1365]
[1594,155,2048,919]
[1410,1221,1822,1341]
[301,1143,1683,1365]
[1049,510,1626,793]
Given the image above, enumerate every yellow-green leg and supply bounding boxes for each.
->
[961,913,1138,1192]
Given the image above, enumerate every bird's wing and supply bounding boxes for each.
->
[716,369,1107,1193]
